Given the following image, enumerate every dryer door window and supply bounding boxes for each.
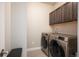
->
[49,40,65,57]
[41,36,47,49]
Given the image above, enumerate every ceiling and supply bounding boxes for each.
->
[42,2,58,5]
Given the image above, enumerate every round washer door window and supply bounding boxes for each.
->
[49,40,65,57]
[41,36,47,49]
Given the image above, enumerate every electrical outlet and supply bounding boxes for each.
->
[32,42,35,44]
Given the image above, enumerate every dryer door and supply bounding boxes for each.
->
[41,36,47,49]
[49,40,65,57]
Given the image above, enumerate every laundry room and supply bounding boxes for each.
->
[27,2,78,57]
[0,2,78,57]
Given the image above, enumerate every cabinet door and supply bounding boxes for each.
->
[55,9,58,24]
[64,3,73,22]
[61,5,65,23]
[54,9,60,24]
[54,11,57,24]
[72,2,78,21]
[55,8,61,24]
[58,8,62,23]
[49,12,55,25]
[49,13,52,25]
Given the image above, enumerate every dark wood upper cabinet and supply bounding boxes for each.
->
[49,12,55,25]
[64,3,73,22]
[58,8,62,23]
[72,2,78,21]
[55,8,62,24]
[61,5,65,23]
[49,2,77,25]
[54,11,57,24]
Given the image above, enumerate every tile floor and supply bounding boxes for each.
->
[27,49,77,57]
[27,49,47,57]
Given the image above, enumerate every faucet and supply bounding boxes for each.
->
[0,49,7,57]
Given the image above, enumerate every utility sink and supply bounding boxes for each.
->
[7,48,22,57]
[0,48,22,57]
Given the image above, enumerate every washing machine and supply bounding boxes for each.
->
[49,33,77,57]
[41,33,51,56]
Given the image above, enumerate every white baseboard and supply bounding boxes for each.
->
[27,47,41,52]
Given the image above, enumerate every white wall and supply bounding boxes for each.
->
[26,3,55,49]
[51,21,77,35]
[0,3,5,52]
[5,2,11,51]
[0,2,11,52]
[11,3,27,57]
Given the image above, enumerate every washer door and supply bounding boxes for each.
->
[49,40,65,57]
[41,36,47,49]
